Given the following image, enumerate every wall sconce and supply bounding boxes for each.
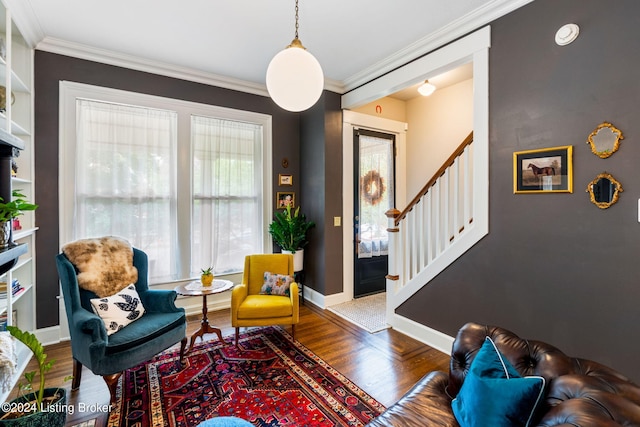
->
[418,80,436,97]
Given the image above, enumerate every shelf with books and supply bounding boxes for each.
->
[12,282,31,303]
[0,307,16,330]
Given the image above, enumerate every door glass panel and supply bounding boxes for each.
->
[358,134,394,259]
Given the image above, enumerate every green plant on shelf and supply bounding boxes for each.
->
[0,190,37,223]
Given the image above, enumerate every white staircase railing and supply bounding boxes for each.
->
[386,132,488,311]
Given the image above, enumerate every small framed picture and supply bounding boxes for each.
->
[277,192,295,209]
[513,145,573,193]
[279,174,293,186]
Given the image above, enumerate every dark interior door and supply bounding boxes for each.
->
[354,129,395,298]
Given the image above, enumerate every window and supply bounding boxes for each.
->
[60,82,272,283]
[191,116,264,274]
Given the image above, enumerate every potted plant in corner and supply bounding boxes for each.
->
[268,205,315,271]
[0,326,69,426]
[0,190,38,249]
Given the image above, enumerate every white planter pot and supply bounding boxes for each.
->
[282,249,304,272]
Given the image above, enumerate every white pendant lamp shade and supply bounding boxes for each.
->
[266,41,324,112]
[418,80,436,96]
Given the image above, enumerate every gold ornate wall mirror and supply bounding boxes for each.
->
[586,172,623,209]
[587,122,623,158]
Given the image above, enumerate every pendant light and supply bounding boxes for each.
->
[418,80,436,97]
[266,0,324,112]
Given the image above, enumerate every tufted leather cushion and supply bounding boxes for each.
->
[366,323,640,427]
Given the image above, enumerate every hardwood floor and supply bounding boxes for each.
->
[8,304,450,426]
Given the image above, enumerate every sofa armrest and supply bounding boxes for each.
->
[366,370,457,427]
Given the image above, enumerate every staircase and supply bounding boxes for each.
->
[386,131,488,314]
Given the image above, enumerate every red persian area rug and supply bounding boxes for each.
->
[107,327,385,427]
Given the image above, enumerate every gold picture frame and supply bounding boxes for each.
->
[279,174,293,186]
[276,192,295,209]
[513,145,573,193]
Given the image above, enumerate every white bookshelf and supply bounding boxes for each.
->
[0,0,34,404]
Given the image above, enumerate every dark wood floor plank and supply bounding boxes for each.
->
[8,304,450,426]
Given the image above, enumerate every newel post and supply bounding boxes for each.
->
[385,208,401,290]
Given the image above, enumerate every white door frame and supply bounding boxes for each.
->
[338,26,491,307]
[341,112,408,306]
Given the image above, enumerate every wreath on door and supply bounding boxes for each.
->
[360,170,386,205]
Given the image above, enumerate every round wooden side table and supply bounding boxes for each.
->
[174,279,234,352]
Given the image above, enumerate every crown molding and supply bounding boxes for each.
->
[37,37,273,97]
[341,0,534,92]
[37,36,346,97]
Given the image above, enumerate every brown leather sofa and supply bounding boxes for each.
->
[366,322,640,426]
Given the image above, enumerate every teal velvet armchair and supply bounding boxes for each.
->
[56,246,187,402]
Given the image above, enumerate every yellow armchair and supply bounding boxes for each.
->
[231,254,299,345]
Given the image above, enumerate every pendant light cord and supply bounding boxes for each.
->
[294,0,300,40]
[288,0,305,49]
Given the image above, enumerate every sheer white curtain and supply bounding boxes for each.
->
[75,99,178,280]
[358,134,394,258]
[191,116,263,275]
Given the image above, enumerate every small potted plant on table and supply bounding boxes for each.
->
[0,326,69,426]
[200,267,214,286]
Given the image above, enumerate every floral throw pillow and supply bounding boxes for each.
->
[259,272,294,296]
[90,284,146,335]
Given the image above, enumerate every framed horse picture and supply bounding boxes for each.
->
[513,145,573,193]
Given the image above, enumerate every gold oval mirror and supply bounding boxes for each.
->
[587,122,623,158]
[586,172,623,209]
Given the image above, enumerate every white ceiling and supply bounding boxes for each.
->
[6,0,531,96]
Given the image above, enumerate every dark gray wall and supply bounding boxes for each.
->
[300,92,343,296]
[34,51,302,327]
[398,0,640,382]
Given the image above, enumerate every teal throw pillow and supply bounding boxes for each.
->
[451,337,545,427]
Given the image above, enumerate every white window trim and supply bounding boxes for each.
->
[59,81,273,282]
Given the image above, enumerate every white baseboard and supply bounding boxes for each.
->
[35,325,65,346]
[304,287,350,308]
[389,313,454,355]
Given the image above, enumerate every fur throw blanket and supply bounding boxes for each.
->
[62,236,138,297]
